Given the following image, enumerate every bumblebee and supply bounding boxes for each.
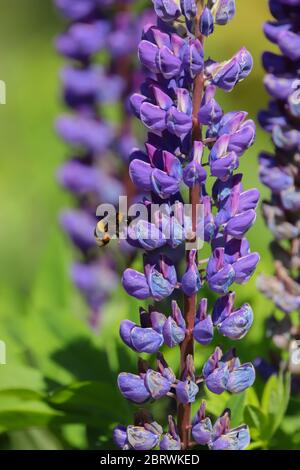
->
[94,218,111,247]
[94,212,130,247]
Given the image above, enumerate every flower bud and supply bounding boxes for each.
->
[193,298,214,345]
[199,7,214,36]
[176,380,199,404]
[153,0,182,22]
[213,0,236,26]
[163,316,185,348]
[183,141,206,187]
[278,30,300,61]
[198,85,223,126]
[181,249,201,296]
[192,402,213,445]
[180,0,197,21]
[160,416,181,450]
[207,248,235,294]
[113,425,128,449]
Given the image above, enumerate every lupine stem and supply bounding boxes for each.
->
[178,1,205,450]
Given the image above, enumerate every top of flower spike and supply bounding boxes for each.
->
[55,0,115,20]
[152,0,236,27]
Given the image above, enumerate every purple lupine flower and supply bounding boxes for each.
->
[191,401,213,445]
[160,416,181,450]
[192,406,250,450]
[258,0,300,377]
[114,414,163,450]
[122,254,177,301]
[120,304,185,353]
[114,0,257,450]
[176,355,199,404]
[55,1,153,327]
[202,347,255,395]
[193,298,214,345]
[118,354,175,403]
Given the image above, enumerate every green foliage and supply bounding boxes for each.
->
[244,373,291,449]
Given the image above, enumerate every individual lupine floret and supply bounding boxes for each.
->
[205,48,253,92]
[193,298,214,345]
[122,254,177,301]
[114,415,163,451]
[202,347,255,394]
[181,249,202,296]
[183,141,207,187]
[175,355,199,404]
[192,404,250,450]
[212,292,253,340]
[160,416,181,450]
[199,6,214,36]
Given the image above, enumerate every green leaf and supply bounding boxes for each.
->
[245,387,260,408]
[0,363,46,392]
[8,428,63,450]
[244,405,268,442]
[203,389,231,418]
[226,392,246,428]
[0,389,65,433]
[261,372,291,438]
[48,381,131,431]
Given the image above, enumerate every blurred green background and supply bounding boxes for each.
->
[0,0,298,450]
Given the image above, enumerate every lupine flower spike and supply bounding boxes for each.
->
[114,0,259,450]
[257,0,300,383]
[54,0,153,328]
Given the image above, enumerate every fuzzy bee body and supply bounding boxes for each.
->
[95,213,131,247]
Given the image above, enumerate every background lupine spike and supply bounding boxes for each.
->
[55,0,155,328]
[114,0,258,450]
[257,0,300,384]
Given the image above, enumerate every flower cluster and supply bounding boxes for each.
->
[114,0,259,450]
[120,294,253,354]
[54,0,153,327]
[257,0,300,377]
[114,405,250,451]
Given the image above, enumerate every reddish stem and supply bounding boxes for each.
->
[178,3,205,450]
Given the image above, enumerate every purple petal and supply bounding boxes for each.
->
[227,363,255,393]
[131,327,164,353]
[192,417,213,445]
[193,316,214,345]
[122,269,151,299]
[140,102,167,133]
[145,370,172,399]
[118,373,150,403]
[218,303,254,340]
